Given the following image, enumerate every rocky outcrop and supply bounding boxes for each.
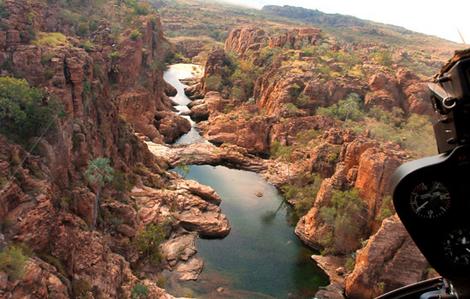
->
[201,113,273,155]
[254,68,366,116]
[269,28,321,49]
[364,72,406,112]
[0,258,69,299]
[345,215,428,298]
[146,142,267,173]
[224,27,267,56]
[295,132,407,253]
[154,111,191,144]
[364,69,432,115]
[188,91,227,121]
[131,180,230,239]
[354,147,404,226]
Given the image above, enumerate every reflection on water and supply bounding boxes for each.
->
[163,64,206,145]
[171,165,329,298]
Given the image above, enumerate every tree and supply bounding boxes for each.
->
[0,77,63,144]
[85,158,114,228]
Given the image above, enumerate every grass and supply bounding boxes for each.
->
[32,32,69,47]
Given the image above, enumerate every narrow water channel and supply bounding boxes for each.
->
[163,64,328,298]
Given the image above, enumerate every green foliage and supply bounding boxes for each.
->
[32,32,69,47]
[40,52,55,65]
[109,51,121,61]
[124,0,151,15]
[317,93,364,121]
[79,40,95,52]
[319,188,367,254]
[281,173,322,217]
[295,129,321,146]
[270,140,293,161]
[150,60,168,72]
[112,170,134,193]
[205,75,223,92]
[371,49,393,67]
[0,245,28,280]
[228,58,261,100]
[85,157,114,188]
[130,29,142,41]
[345,255,356,272]
[285,102,301,113]
[176,164,190,178]
[134,223,168,265]
[288,83,303,98]
[0,77,63,143]
[131,283,149,299]
[376,195,394,222]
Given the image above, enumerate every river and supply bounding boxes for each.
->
[162,64,328,298]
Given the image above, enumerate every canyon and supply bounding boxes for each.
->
[0,0,466,298]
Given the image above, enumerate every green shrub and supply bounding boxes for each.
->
[109,51,121,61]
[371,49,393,67]
[0,77,64,143]
[288,83,303,98]
[281,173,322,217]
[130,29,142,41]
[270,141,293,161]
[32,32,69,47]
[376,195,394,222]
[317,93,364,121]
[285,103,301,113]
[131,283,149,299]
[150,60,167,72]
[228,59,261,100]
[205,75,223,92]
[319,188,367,254]
[134,223,167,265]
[345,255,356,272]
[0,245,29,280]
[40,52,55,65]
[79,40,95,52]
[77,21,89,36]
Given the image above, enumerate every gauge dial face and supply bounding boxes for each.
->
[409,181,451,219]
[444,229,470,265]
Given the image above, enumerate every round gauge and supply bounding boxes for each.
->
[443,228,470,266]
[409,181,451,219]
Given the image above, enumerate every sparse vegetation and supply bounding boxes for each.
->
[205,74,223,92]
[131,283,149,299]
[72,278,92,299]
[0,245,29,280]
[376,195,395,222]
[130,29,142,41]
[134,223,168,266]
[85,157,115,228]
[319,188,368,254]
[281,173,322,217]
[32,32,69,47]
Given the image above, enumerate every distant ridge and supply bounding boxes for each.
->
[261,4,460,49]
[262,5,411,33]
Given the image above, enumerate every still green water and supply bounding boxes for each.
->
[172,165,329,298]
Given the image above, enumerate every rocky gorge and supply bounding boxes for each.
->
[0,0,465,298]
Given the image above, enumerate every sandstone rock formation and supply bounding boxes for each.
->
[268,28,321,49]
[295,133,407,254]
[345,215,428,298]
[224,27,267,56]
